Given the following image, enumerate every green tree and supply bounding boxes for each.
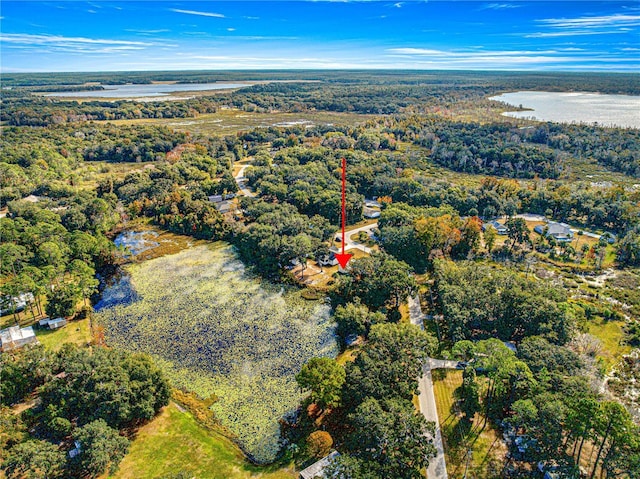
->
[456,366,480,423]
[346,397,436,479]
[590,401,633,479]
[3,440,65,479]
[39,347,170,429]
[282,234,313,279]
[506,217,530,253]
[0,406,26,451]
[71,419,129,478]
[45,282,81,318]
[68,259,99,305]
[483,224,497,252]
[333,300,386,339]
[617,226,640,266]
[296,357,345,411]
[342,253,416,310]
[345,323,435,404]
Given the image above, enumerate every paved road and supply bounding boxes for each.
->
[338,222,378,254]
[234,163,256,197]
[408,294,453,479]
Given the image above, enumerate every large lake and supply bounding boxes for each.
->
[490,91,640,129]
[44,82,257,99]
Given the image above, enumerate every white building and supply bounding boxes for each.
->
[0,326,39,352]
[299,451,340,479]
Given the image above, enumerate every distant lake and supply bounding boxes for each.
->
[44,82,257,99]
[490,91,640,129]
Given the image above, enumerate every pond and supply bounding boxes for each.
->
[490,91,640,129]
[43,82,258,98]
[94,243,337,464]
[114,230,159,257]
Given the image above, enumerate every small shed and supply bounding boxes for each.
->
[299,451,340,479]
[47,318,67,330]
[39,317,67,330]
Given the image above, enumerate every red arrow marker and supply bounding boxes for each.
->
[335,157,353,269]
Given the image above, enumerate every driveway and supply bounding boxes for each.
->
[234,162,256,197]
[338,222,378,254]
[409,294,453,479]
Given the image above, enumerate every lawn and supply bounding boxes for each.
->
[432,369,507,479]
[35,317,92,351]
[97,243,337,463]
[109,402,296,479]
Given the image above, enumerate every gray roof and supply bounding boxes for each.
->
[484,220,508,231]
[535,222,573,239]
[299,451,340,479]
[0,326,38,350]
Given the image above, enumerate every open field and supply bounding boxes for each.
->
[110,402,296,479]
[96,243,337,463]
[35,317,92,351]
[106,109,372,136]
[432,369,507,479]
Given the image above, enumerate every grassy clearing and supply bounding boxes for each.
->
[97,244,337,463]
[587,318,631,369]
[109,403,296,479]
[35,318,92,351]
[75,161,156,190]
[432,369,507,479]
[106,109,371,136]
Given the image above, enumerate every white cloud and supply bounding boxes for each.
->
[523,13,639,39]
[387,47,448,55]
[227,28,236,32]
[125,29,171,34]
[537,14,640,29]
[480,3,520,10]
[0,33,153,55]
[170,8,225,18]
[0,33,151,46]
[524,30,631,38]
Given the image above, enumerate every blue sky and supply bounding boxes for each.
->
[1,1,638,72]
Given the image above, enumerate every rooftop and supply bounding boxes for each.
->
[299,451,340,479]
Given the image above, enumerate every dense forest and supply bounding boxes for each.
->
[1,71,639,479]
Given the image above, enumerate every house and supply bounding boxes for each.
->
[483,220,508,235]
[534,222,574,242]
[39,317,67,330]
[503,341,517,353]
[1,293,34,316]
[215,200,234,214]
[0,326,39,352]
[364,199,381,208]
[299,451,340,479]
[318,248,339,267]
[363,206,381,219]
[208,195,223,203]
